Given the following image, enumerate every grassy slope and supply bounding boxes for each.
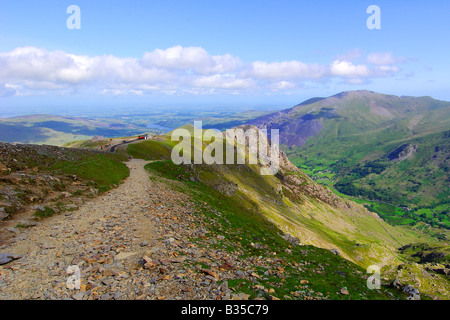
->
[283,93,450,231]
[144,160,409,300]
[127,135,449,299]
[1,142,129,188]
[48,153,129,193]
[127,139,174,160]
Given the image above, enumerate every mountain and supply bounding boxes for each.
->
[0,114,149,146]
[246,90,450,232]
[126,127,449,299]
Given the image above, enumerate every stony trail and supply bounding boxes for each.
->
[0,159,240,300]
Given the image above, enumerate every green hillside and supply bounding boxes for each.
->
[125,129,450,299]
[245,91,450,234]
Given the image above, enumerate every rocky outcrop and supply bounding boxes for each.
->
[387,144,417,162]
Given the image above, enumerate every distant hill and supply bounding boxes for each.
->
[246,90,450,231]
[0,114,149,146]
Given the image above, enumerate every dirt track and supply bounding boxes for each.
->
[0,159,233,300]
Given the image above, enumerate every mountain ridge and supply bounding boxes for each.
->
[244,90,449,236]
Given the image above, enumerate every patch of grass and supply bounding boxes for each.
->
[34,206,55,218]
[49,153,129,193]
[15,223,31,229]
[3,205,18,215]
[127,140,173,160]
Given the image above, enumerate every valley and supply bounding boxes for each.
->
[246,91,450,236]
[0,108,276,146]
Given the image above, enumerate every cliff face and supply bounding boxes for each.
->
[230,125,363,211]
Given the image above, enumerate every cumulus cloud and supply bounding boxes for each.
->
[142,46,212,71]
[0,46,404,97]
[330,60,370,77]
[141,46,242,75]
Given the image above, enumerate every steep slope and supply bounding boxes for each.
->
[126,128,450,299]
[246,91,450,231]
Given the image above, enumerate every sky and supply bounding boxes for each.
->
[0,0,449,114]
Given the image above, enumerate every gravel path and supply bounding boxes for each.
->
[0,159,235,300]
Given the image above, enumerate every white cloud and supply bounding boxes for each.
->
[267,81,297,91]
[0,46,404,97]
[251,60,327,79]
[141,46,242,75]
[192,74,254,90]
[142,46,212,71]
[367,52,402,65]
[330,60,370,77]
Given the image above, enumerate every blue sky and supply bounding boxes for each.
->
[0,0,449,113]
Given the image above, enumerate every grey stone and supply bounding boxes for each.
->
[114,291,123,300]
[6,227,19,234]
[101,277,115,286]
[0,253,21,265]
[114,252,137,261]
[392,277,401,289]
[72,292,85,300]
[330,249,340,256]
[403,285,420,300]
[0,253,13,265]
[0,208,8,221]
[16,234,28,241]
[340,287,349,295]
[140,241,149,247]
[165,237,175,245]
[99,292,113,300]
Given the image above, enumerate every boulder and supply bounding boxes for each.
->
[0,253,21,265]
[340,287,349,295]
[403,285,420,300]
[0,207,8,221]
[330,249,340,256]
